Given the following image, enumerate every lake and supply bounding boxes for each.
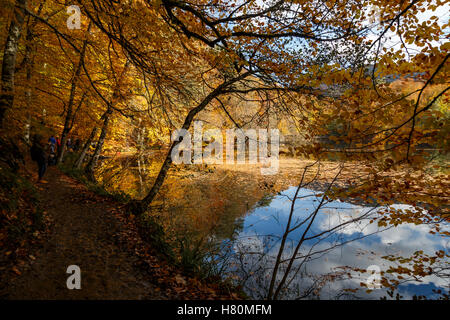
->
[219,186,449,299]
[98,158,449,299]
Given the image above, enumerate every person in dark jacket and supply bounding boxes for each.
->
[30,135,48,183]
[73,138,81,151]
[66,137,72,151]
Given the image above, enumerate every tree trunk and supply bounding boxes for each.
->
[57,23,91,164]
[0,0,27,127]
[23,16,35,143]
[83,60,130,179]
[131,72,252,215]
[85,108,112,180]
[74,126,98,170]
[22,2,45,142]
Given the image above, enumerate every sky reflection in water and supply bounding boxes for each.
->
[226,187,449,299]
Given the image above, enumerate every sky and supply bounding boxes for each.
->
[365,1,449,55]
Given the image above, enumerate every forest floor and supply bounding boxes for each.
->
[2,165,235,299]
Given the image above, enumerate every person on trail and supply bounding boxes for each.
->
[73,138,81,152]
[30,135,48,183]
[66,137,72,151]
[47,135,57,166]
[56,136,61,153]
[48,135,56,153]
[48,135,56,146]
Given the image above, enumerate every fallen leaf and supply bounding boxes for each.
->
[12,266,21,275]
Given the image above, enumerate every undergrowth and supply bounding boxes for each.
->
[0,137,47,281]
[57,152,244,295]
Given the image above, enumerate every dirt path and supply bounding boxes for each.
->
[5,167,164,299]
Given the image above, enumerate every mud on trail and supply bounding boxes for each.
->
[3,167,164,299]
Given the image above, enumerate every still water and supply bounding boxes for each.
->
[221,187,449,299]
[98,158,449,300]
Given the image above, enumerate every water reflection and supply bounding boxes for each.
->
[225,187,449,299]
[97,158,449,299]
[97,155,274,244]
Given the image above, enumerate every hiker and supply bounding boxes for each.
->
[48,135,56,152]
[47,135,57,166]
[48,135,56,145]
[73,138,81,151]
[30,135,48,183]
[66,137,72,151]
[56,136,61,153]
[47,148,57,166]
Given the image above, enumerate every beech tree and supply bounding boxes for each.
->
[0,0,27,127]
[0,0,448,298]
[71,0,448,216]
